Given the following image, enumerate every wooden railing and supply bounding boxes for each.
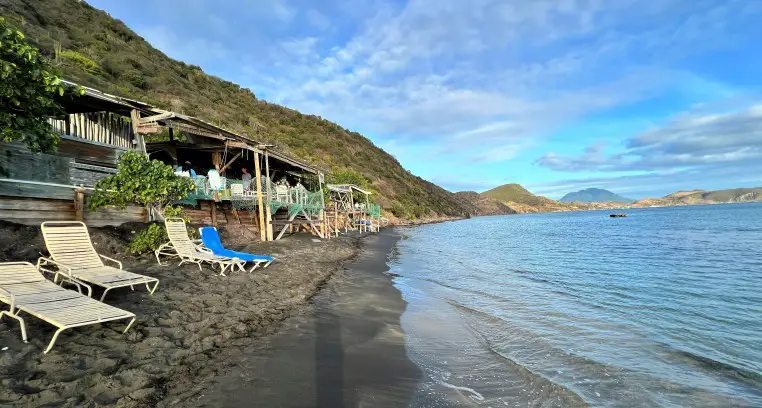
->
[48,112,134,148]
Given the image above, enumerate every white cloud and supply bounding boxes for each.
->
[536,103,762,172]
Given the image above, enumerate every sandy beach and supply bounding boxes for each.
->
[0,221,413,407]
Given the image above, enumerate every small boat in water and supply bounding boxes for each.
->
[610,214,627,218]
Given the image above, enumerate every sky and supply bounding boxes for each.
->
[88,0,762,199]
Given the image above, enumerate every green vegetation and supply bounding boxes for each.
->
[0,1,469,219]
[87,151,195,254]
[482,184,549,206]
[126,206,191,254]
[88,151,195,215]
[0,16,74,152]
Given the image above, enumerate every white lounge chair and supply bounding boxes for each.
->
[155,218,242,276]
[39,221,159,301]
[0,262,136,353]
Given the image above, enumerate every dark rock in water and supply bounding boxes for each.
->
[610,214,628,218]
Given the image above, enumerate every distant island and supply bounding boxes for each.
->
[456,184,762,216]
[560,188,634,204]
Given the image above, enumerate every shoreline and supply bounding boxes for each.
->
[0,221,371,406]
[196,228,422,406]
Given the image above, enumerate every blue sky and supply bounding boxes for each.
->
[89,0,762,199]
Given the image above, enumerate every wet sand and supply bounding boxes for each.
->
[0,221,391,407]
[197,229,422,407]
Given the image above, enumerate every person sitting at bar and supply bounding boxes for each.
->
[241,167,252,191]
[183,161,197,177]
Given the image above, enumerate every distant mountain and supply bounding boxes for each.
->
[480,184,575,213]
[453,191,517,216]
[635,187,762,207]
[560,188,635,204]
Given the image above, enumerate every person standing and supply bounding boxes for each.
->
[241,167,252,191]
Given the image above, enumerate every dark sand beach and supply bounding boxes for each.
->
[197,229,421,407]
[0,221,415,407]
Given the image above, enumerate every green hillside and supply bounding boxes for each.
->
[481,183,548,206]
[0,0,468,219]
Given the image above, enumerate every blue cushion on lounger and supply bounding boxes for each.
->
[200,227,274,263]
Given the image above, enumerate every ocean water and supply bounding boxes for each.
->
[388,204,762,407]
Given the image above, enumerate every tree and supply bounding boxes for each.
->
[88,151,195,216]
[0,17,77,152]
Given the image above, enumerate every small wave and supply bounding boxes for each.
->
[438,381,485,401]
[668,348,762,389]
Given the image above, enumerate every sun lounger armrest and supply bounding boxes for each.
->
[99,254,123,269]
[37,257,73,278]
[0,286,15,310]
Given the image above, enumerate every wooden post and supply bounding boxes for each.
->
[265,152,273,241]
[254,151,266,242]
[74,188,85,222]
[212,152,222,172]
[130,109,145,153]
[210,201,218,227]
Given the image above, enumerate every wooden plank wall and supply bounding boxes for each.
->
[0,197,74,224]
[70,163,117,187]
[0,143,71,184]
[0,138,124,189]
[0,195,146,227]
[57,136,126,168]
[48,112,134,148]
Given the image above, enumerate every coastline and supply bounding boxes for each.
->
[0,222,365,406]
[196,228,422,406]
[0,222,421,407]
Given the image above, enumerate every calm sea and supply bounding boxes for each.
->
[389,204,762,407]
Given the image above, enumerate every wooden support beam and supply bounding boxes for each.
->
[254,151,266,242]
[212,152,222,172]
[74,188,85,222]
[210,202,217,227]
[130,109,145,153]
[265,153,273,241]
[219,151,242,175]
[138,112,175,124]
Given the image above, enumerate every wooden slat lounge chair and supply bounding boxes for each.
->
[0,262,136,353]
[39,221,159,301]
[155,218,242,276]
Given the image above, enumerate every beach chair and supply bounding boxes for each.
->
[0,262,136,353]
[156,218,242,276]
[199,227,274,272]
[39,221,159,301]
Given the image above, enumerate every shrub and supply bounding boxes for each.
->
[89,151,195,215]
[59,49,100,74]
[126,205,193,254]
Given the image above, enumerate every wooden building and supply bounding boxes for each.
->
[0,83,151,226]
[0,82,328,241]
[325,184,382,235]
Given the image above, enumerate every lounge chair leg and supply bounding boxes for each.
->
[44,328,67,354]
[123,317,136,333]
[0,311,27,343]
[218,264,227,277]
[146,280,159,295]
[100,288,112,302]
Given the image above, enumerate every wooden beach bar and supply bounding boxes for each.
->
[0,81,331,241]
